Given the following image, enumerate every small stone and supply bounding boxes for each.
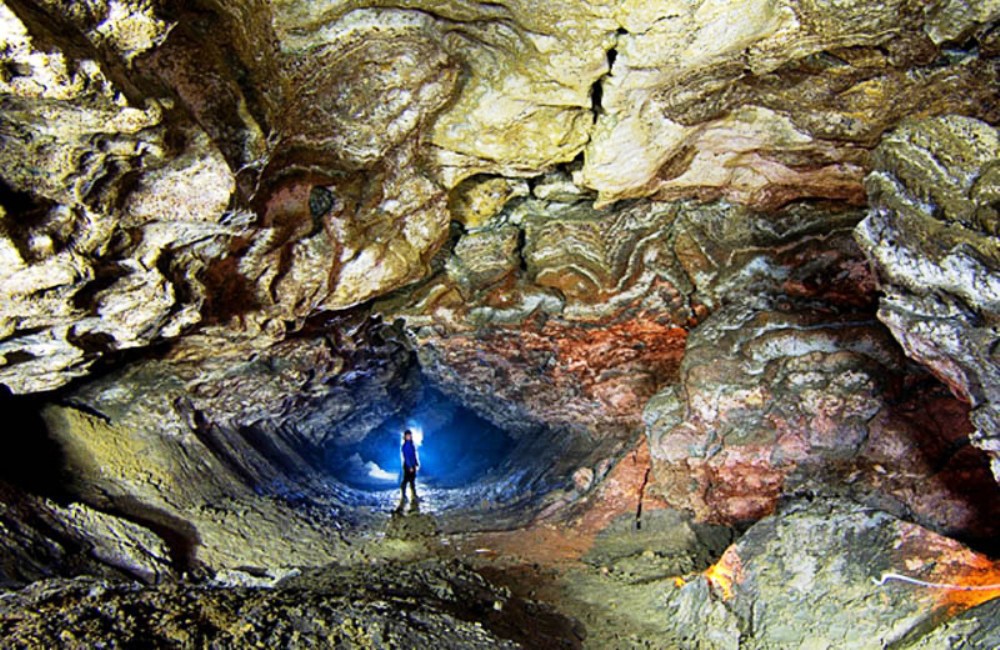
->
[572,467,594,492]
[308,187,335,218]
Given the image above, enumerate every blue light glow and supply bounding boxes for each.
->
[326,390,515,491]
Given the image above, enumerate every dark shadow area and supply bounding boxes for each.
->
[0,388,201,576]
[0,386,71,500]
[892,380,1000,558]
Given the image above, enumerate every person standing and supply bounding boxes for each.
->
[399,429,420,508]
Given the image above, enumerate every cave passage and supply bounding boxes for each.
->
[325,389,517,492]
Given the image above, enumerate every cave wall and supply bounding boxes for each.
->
[857,115,1000,482]
[1,0,998,395]
[0,0,998,581]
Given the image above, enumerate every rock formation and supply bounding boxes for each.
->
[857,115,1000,482]
[0,0,998,647]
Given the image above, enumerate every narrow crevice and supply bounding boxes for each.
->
[516,226,529,275]
[590,28,625,117]
[589,74,604,116]
[635,466,650,531]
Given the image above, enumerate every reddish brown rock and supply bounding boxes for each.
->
[644,301,1000,543]
[417,316,687,440]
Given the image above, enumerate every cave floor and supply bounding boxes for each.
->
[4,444,1000,648]
[334,507,692,650]
[4,490,1000,649]
[320,466,732,649]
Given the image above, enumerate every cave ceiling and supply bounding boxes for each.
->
[0,0,999,561]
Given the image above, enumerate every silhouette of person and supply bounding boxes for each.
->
[398,429,420,511]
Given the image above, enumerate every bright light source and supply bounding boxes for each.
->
[405,423,424,447]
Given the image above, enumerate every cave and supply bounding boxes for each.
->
[1,1,1000,648]
[325,390,519,493]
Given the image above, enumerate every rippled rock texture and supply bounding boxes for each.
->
[0,1,999,646]
[639,195,1000,543]
[21,314,420,572]
[1,0,998,394]
[857,116,1000,482]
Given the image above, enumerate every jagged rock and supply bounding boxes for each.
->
[0,3,997,646]
[29,317,420,571]
[857,115,1000,481]
[532,169,594,204]
[377,199,703,475]
[585,0,1000,208]
[0,0,244,392]
[641,197,1000,538]
[448,176,531,229]
[2,0,999,396]
[0,560,583,648]
[0,481,174,588]
[584,509,733,584]
[646,298,1000,540]
[446,226,521,299]
[907,597,1000,649]
[664,499,1000,649]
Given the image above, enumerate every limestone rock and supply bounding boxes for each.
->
[0,481,174,588]
[381,199,700,459]
[645,297,1000,541]
[584,509,733,583]
[271,2,614,187]
[532,169,595,204]
[664,499,1000,649]
[448,176,530,228]
[585,0,1000,208]
[856,116,1000,481]
[2,0,999,397]
[446,225,521,298]
[640,197,1000,538]
[0,1,245,392]
[52,501,175,585]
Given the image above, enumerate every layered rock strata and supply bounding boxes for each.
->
[665,499,1000,648]
[0,5,996,643]
[0,480,174,588]
[856,115,1000,482]
[1,315,417,573]
[1,0,998,396]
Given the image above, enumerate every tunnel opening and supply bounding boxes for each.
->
[314,377,596,524]
[325,388,518,492]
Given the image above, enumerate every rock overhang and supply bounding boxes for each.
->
[0,0,997,606]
